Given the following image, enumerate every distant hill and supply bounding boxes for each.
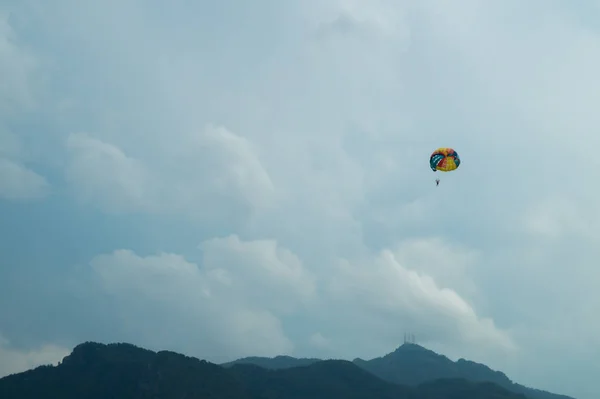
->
[0,342,249,399]
[228,360,417,399]
[222,343,575,399]
[354,344,574,399]
[222,355,321,370]
[0,341,529,399]
[229,360,526,399]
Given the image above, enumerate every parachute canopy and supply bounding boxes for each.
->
[430,147,460,172]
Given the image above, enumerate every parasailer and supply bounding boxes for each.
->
[430,147,460,186]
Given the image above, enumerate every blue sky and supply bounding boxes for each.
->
[1,1,599,398]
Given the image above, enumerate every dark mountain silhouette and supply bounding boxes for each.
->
[0,341,529,399]
[354,344,574,399]
[223,343,575,399]
[222,355,321,370]
[0,342,249,399]
[229,360,526,399]
[228,360,418,399]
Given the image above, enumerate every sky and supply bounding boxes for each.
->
[0,0,599,398]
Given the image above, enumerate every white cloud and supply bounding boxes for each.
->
[0,158,49,200]
[391,237,480,299]
[0,335,69,378]
[0,12,49,201]
[326,248,514,356]
[199,235,317,313]
[65,125,274,217]
[309,332,330,349]
[65,133,151,211]
[83,233,512,365]
[88,235,315,361]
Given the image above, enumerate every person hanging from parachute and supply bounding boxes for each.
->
[430,147,460,186]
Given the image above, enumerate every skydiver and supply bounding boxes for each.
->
[435,178,440,186]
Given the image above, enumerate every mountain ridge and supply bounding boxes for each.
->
[223,343,574,399]
[0,341,539,399]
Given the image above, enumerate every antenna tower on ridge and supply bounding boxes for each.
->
[403,332,417,345]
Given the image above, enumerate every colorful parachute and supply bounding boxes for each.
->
[430,147,460,173]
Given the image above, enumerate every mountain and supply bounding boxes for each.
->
[354,344,574,399]
[222,343,575,399]
[0,341,528,399]
[222,355,321,370]
[228,360,525,399]
[228,360,418,399]
[0,342,249,399]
